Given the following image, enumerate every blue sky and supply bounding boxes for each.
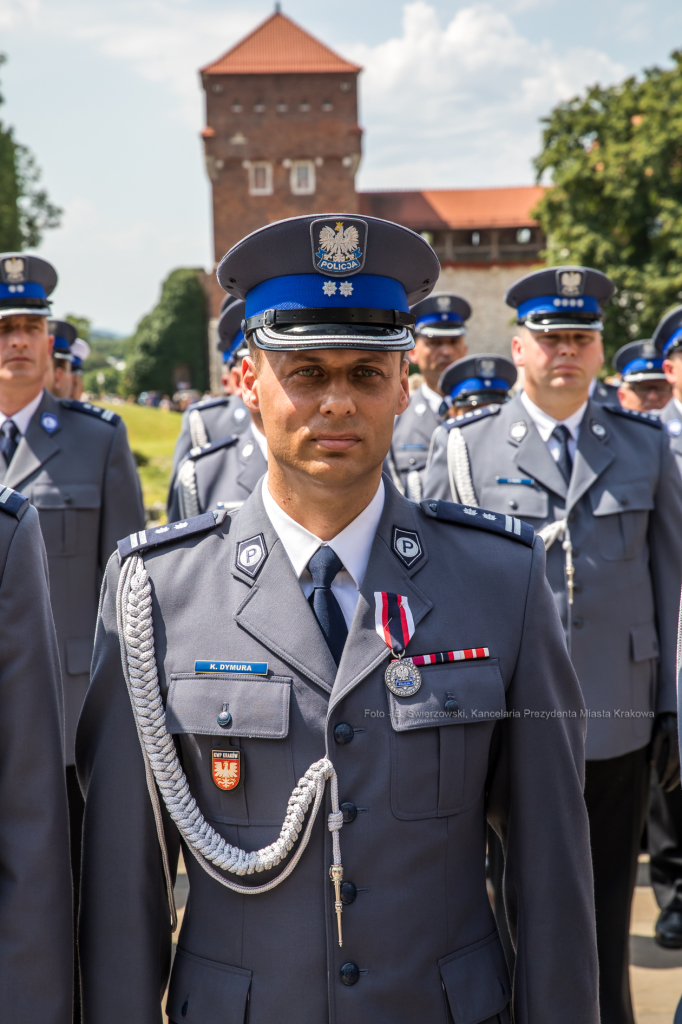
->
[1,0,680,333]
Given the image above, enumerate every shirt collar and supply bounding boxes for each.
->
[0,389,44,436]
[250,420,268,461]
[674,398,682,419]
[520,390,587,443]
[261,475,385,589]
[420,382,442,416]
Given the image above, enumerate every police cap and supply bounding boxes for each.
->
[0,253,57,318]
[613,339,665,382]
[217,214,440,351]
[439,354,517,407]
[217,298,247,365]
[653,305,682,359]
[48,319,76,363]
[70,338,91,373]
[505,266,614,332]
[411,293,471,339]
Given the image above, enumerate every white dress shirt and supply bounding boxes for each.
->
[420,382,442,416]
[520,390,587,465]
[251,421,268,461]
[261,476,385,630]
[0,389,44,436]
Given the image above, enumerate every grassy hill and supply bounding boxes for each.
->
[101,401,181,514]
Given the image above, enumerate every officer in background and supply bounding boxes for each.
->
[387,293,470,500]
[438,353,516,418]
[168,299,267,519]
[168,295,251,500]
[0,252,145,1021]
[424,265,682,1024]
[78,215,598,1024]
[46,318,76,399]
[613,339,671,413]
[0,485,73,1023]
[70,338,91,402]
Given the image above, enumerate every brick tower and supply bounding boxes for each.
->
[200,8,363,323]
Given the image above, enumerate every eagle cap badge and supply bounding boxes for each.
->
[436,296,452,311]
[3,257,25,283]
[556,269,584,297]
[311,217,367,277]
[477,358,496,378]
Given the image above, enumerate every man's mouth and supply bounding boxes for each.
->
[313,436,361,452]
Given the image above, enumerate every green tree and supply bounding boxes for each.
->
[0,54,62,250]
[65,314,91,342]
[126,268,207,396]
[533,51,682,363]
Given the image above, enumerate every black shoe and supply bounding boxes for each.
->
[655,897,682,949]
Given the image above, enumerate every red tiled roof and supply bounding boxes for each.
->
[202,11,361,76]
[359,186,545,230]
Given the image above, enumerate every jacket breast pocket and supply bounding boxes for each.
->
[388,661,505,819]
[166,673,295,827]
[32,483,101,557]
[167,948,252,1024]
[478,484,548,522]
[590,480,653,561]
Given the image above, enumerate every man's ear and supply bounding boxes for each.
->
[47,334,55,356]
[241,356,259,412]
[511,334,524,367]
[396,357,410,415]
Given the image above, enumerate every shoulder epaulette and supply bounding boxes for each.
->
[60,399,120,425]
[0,486,29,518]
[603,405,662,428]
[189,396,230,412]
[445,404,501,430]
[187,434,238,460]
[118,509,229,560]
[420,498,535,547]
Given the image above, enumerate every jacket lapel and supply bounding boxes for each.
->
[566,401,614,512]
[2,390,61,490]
[512,410,568,500]
[236,429,269,496]
[329,482,433,714]
[231,487,337,694]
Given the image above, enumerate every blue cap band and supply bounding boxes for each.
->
[72,357,83,370]
[223,330,246,363]
[663,327,682,357]
[518,294,600,318]
[623,357,664,375]
[415,312,464,329]
[53,335,72,353]
[0,281,47,301]
[450,377,511,398]
[245,273,408,319]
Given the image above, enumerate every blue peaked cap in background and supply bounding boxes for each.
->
[439,354,517,407]
[613,340,665,382]
[410,293,471,337]
[217,297,247,365]
[48,319,76,362]
[0,253,57,318]
[70,338,90,373]
[505,266,614,331]
[216,213,440,352]
[653,305,682,358]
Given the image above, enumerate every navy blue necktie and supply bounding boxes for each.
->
[0,420,19,468]
[307,546,348,666]
[551,425,573,483]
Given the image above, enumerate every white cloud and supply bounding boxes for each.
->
[351,2,625,189]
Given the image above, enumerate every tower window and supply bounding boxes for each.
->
[340,82,351,92]
[322,101,334,111]
[290,160,315,196]
[471,231,481,246]
[249,162,273,196]
[212,84,224,94]
[231,102,242,113]
[516,227,532,244]
[299,101,311,112]
[276,102,288,112]
[254,102,266,113]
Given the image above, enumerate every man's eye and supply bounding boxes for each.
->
[297,367,320,377]
[356,368,378,377]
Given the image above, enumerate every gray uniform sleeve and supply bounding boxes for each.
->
[100,420,146,570]
[423,424,453,500]
[77,556,179,1024]
[0,505,73,1024]
[167,410,193,507]
[487,536,599,1024]
[648,433,682,714]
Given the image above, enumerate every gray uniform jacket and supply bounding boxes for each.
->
[424,395,682,760]
[168,423,267,522]
[0,491,73,1023]
[659,399,682,476]
[0,390,145,763]
[77,478,598,1024]
[168,396,250,504]
[387,389,440,500]
[592,380,620,405]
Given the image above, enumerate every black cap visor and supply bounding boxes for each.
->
[522,310,603,332]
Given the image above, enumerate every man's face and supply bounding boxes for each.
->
[511,327,603,394]
[0,314,53,388]
[408,333,467,382]
[618,379,671,412]
[241,347,409,487]
[49,359,74,400]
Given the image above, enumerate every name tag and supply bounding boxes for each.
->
[495,477,534,486]
[194,660,268,675]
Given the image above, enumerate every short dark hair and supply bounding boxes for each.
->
[247,337,262,368]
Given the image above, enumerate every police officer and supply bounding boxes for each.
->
[78,217,598,1024]
[168,299,268,520]
[655,306,682,471]
[387,293,470,500]
[613,339,671,412]
[46,319,76,399]
[0,252,145,1019]
[438,353,516,417]
[168,296,251,500]
[424,265,682,1024]
[0,485,73,1023]
[70,338,90,402]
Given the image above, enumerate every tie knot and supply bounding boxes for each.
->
[552,424,571,444]
[307,545,344,589]
[1,419,18,440]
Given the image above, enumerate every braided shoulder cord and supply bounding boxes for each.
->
[116,555,343,919]
[446,427,478,506]
[176,458,200,520]
[188,408,208,449]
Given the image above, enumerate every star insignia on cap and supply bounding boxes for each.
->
[322,280,337,297]
[339,281,353,297]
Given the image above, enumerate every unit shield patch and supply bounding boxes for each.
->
[311,218,367,277]
[392,527,423,568]
[211,749,242,791]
